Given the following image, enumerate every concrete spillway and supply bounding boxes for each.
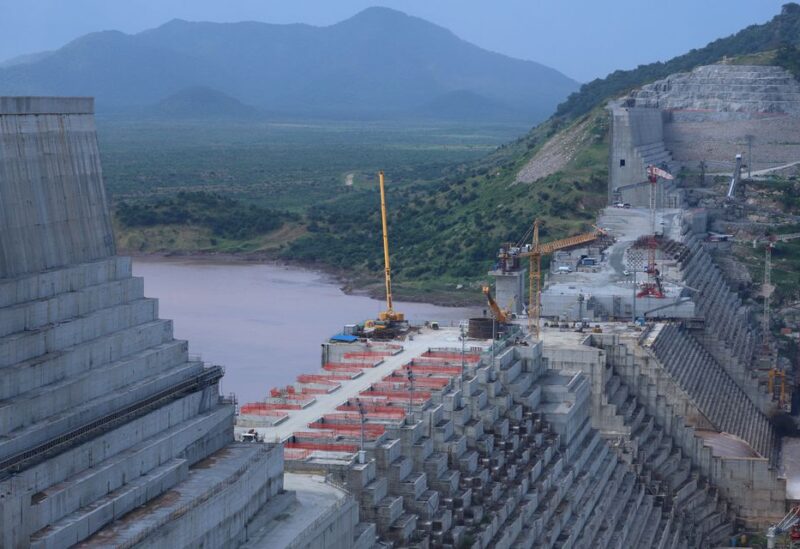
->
[0,98,288,548]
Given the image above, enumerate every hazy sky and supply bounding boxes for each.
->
[0,0,789,81]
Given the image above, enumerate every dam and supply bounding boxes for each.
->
[0,88,796,548]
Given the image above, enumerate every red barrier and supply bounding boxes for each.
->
[300,387,333,395]
[308,422,386,436]
[344,351,393,359]
[422,351,480,362]
[285,441,358,453]
[284,448,312,460]
[360,390,431,402]
[324,363,373,372]
[238,409,289,418]
[403,364,462,375]
[241,402,302,413]
[297,374,350,384]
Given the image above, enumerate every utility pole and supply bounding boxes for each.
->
[491,317,496,366]
[356,398,366,464]
[746,135,754,179]
[698,160,706,187]
[460,323,466,389]
[406,366,414,419]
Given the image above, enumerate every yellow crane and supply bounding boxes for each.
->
[377,171,403,323]
[482,285,509,324]
[514,220,607,339]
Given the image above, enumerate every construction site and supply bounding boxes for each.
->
[2,61,800,549]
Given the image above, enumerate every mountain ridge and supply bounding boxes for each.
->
[0,7,578,123]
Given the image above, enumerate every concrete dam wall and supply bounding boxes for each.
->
[0,98,286,548]
[609,64,800,202]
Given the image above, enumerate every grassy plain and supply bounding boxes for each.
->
[99,115,532,301]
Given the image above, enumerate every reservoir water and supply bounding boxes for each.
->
[132,258,477,404]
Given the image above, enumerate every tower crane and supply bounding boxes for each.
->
[501,220,607,340]
[638,165,674,299]
[736,232,800,407]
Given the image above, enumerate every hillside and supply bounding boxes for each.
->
[112,3,800,303]
[279,3,800,300]
[152,86,260,119]
[0,7,578,123]
[556,3,800,120]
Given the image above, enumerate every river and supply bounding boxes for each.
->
[132,259,477,404]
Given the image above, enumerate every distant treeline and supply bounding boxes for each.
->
[116,191,298,239]
[555,3,800,120]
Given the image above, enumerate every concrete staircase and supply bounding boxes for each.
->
[596,333,785,528]
[339,340,691,548]
[650,323,774,458]
[0,256,276,548]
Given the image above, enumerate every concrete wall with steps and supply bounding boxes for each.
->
[0,97,286,548]
[323,338,740,547]
[591,332,785,528]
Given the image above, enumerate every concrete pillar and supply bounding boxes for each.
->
[489,268,526,316]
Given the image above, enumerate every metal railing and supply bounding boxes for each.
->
[0,366,224,477]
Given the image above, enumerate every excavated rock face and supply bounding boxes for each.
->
[623,64,800,115]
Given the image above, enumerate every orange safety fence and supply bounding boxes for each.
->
[403,364,462,375]
[325,409,406,421]
[283,448,313,460]
[293,430,342,439]
[308,422,386,436]
[422,351,481,362]
[300,387,335,395]
[320,412,401,423]
[238,409,289,418]
[343,351,394,359]
[377,377,450,388]
[241,402,302,412]
[285,441,359,453]
[296,374,344,384]
[323,364,371,373]
[360,389,431,402]
[337,403,407,415]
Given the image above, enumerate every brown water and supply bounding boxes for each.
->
[132,259,477,404]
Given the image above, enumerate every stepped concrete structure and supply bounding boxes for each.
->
[608,64,800,205]
[0,97,362,549]
[253,334,732,547]
[1,93,789,547]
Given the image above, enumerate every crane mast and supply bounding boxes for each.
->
[500,220,607,340]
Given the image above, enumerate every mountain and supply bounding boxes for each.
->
[0,50,53,68]
[0,7,579,123]
[283,3,800,288]
[152,86,260,119]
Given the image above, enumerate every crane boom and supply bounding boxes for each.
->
[482,285,508,323]
[518,227,607,257]
[520,220,608,340]
[377,171,403,323]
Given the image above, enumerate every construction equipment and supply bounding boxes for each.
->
[376,171,403,324]
[767,505,800,548]
[768,368,788,410]
[726,153,744,198]
[482,285,509,324]
[638,165,674,299]
[499,220,607,340]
